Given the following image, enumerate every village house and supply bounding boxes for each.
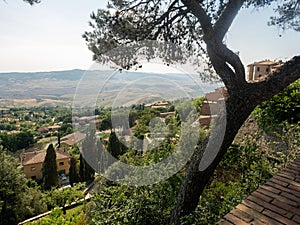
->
[159,112,175,118]
[60,132,86,148]
[144,101,169,109]
[20,148,70,180]
[199,87,227,127]
[47,125,61,132]
[37,125,61,134]
[246,60,283,82]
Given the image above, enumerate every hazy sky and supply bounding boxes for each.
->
[0,1,299,72]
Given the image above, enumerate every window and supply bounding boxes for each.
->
[59,162,64,166]
[266,68,270,73]
[30,166,36,171]
[256,67,260,72]
[31,176,36,180]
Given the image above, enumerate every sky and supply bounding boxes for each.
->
[0,1,299,73]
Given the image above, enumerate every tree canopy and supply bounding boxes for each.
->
[0,147,46,224]
[84,0,300,75]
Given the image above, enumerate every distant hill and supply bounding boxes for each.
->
[0,69,222,107]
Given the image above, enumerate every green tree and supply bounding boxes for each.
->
[69,156,80,187]
[0,147,46,224]
[255,80,300,127]
[79,153,86,182]
[87,176,181,225]
[0,146,28,224]
[107,131,122,158]
[84,1,300,223]
[81,133,97,182]
[84,157,95,183]
[42,184,84,212]
[42,144,58,190]
[79,153,95,183]
[57,131,61,148]
[0,131,34,152]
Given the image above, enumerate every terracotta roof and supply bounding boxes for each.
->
[47,125,61,130]
[218,157,300,225]
[21,148,70,166]
[60,132,86,146]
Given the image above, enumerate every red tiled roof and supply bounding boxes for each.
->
[21,148,70,166]
[218,157,300,225]
[47,125,61,129]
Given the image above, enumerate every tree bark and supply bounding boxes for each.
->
[170,91,256,224]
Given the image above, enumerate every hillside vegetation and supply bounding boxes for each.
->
[1,80,299,225]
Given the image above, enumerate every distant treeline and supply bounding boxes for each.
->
[0,131,34,152]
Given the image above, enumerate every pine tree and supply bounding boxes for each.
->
[84,0,300,223]
[69,156,79,187]
[42,144,58,190]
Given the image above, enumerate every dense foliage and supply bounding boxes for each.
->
[86,176,181,225]
[0,131,34,152]
[25,206,86,225]
[0,83,299,224]
[0,147,47,225]
[83,86,300,224]
[42,184,84,211]
[255,80,300,127]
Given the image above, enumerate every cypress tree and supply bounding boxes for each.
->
[79,153,95,183]
[107,132,121,158]
[84,157,95,182]
[69,156,79,187]
[57,132,61,148]
[80,132,96,182]
[42,144,58,190]
[79,153,85,182]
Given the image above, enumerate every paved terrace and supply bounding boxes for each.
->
[218,157,300,225]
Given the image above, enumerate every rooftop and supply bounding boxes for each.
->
[247,60,283,67]
[60,132,86,146]
[218,157,300,225]
[21,148,70,166]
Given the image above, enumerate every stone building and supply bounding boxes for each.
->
[247,60,283,82]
